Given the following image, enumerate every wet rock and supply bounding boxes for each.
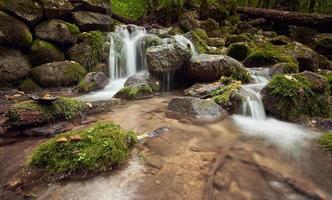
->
[0,0,43,25]
[225,34,251,47]
[66,31,107,70]
[140,34,163,51]
[73,11,112,32]
[22,122,72,136]
[312,34,332,60]
[79,0,111,14]
[187,54,251,83]
[114,84,153,100]
[227,42,251,61]
[77,72,108,93]
[35,19,80,45]
[31,61,87,87]
[29,39,65,66]
[167,97,226,119]
[0,11,33,49]
[18,79,42,92]
[0,46,31,84]
[84,98,122,114]
[41,0,73,19]
[199,18,221,37]
[145,43,190,89]
[184,82,224,98]
[312,117,332,132]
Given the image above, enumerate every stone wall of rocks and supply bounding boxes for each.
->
[0,0,113,89]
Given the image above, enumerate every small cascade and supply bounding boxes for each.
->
[173,35,198,56]
[241,68,270,119]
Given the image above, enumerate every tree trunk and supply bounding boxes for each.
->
[237,6,332,32]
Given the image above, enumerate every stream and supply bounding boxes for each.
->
[1,25,332,199]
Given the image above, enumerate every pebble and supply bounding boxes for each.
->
[155,180,161,185]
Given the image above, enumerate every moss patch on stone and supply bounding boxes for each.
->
[266,74,329,120]
[64,22,81,35]
[29,39,65,66]
[77,79,96,93]
[18,79,41,92]
[117,84,153,100]
[112,0,147,20]
[227,42,251,61]
[320,132,332,153]
[64,62,87,84]
[28,122,137,179]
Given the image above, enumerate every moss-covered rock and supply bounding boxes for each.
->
[0,0,43,25]
[243,43,297,68]
[18,79,41,92]
[6,97,86,127]
[67,31,107,70]
[29,39,65,66]
[210,80,243,112]
[270,62,300,76]
[207,37,225,47]
[80,0,111,14]
[31,61,87,87]
[114,84,153,100]
[0,11,33,49]
[28,122,137,178]
[312,34,332,60]
[225,34,251,47]
[227,42,251,61]
[112,0,147,20]
[40,0,73,19]
[35,19,80,46]
[262,72,330,120]
[76,72,108,93]
[199,18,221,37]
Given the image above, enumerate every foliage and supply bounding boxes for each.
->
[28,122,137,178]
[112,0,148,20]
[210,80,243,110]
[267,74,329,120]
[320,132,332,153]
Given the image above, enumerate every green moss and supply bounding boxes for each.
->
[6,97,86,125]
[29,39,65,65]
[267,74,329,120]
[245,43,297,67]
[227,42,251,61]
[210,80,243,110]
[220,63,252,83]
[320,132,332,153]
[18,79,41,92]
[192,29,209,54]
[281,62,300,74]
[226,34,251,46]
[118,84,153,99]
[112,0,148,20]
[64,22,80,35]
[64,62,87,84]
[77,79,96,93]
[227,15,240,24]
[28,122,137,178]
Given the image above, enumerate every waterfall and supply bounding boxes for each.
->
[241,68,270,120]
[173,35,198,56]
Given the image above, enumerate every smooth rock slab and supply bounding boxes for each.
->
[73,11,112,31]
[41,0,73,19]
[167,97,226,120]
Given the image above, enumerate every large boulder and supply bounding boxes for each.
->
[167,97,226,119]
[292,42,321,72]
[73,11,112,32]
[79,0,111,14]
[0,11,33,49]
[77,72,108,93]
[40,0,73,19]
[262,72,330,120]
[187,54,251,83]
[0,0,43,25]
[35,19,80,45]
[66,31,107,70]
[0,46,31,84]
[227,42,251,61]
[114,73,156,100]
[29,39,65,66]
[31,61,87,87]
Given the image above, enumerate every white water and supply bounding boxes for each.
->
[233,68,318,155]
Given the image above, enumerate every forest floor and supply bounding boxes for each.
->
[1,97,332,200]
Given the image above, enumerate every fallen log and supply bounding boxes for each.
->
[237,7,332,32]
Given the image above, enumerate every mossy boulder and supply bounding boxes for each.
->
[6,97,86,127]
[0,11,33,49]
[18,79,41,92]
[210,80,243,113]
[167,97,226,119]
[31,61,87,87]
[77,72,108,93]
[227,42,251,61]
[270,62,300,76]
[312,34,332,60]
[243,43,297,68]
[67,31,107,70]
[207,37,225,47]
[291,42,324,72]
[187,54,251,84]
[28,122,136,178]
[262,72,330,121]
[225,34,251,47]
[29,39,65,66]
[73,11,113,32]
[0,0,43,25]
[35,19,80,46]
[0,46,31,84]
[40,0,73,19]
[140,35,163,51]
